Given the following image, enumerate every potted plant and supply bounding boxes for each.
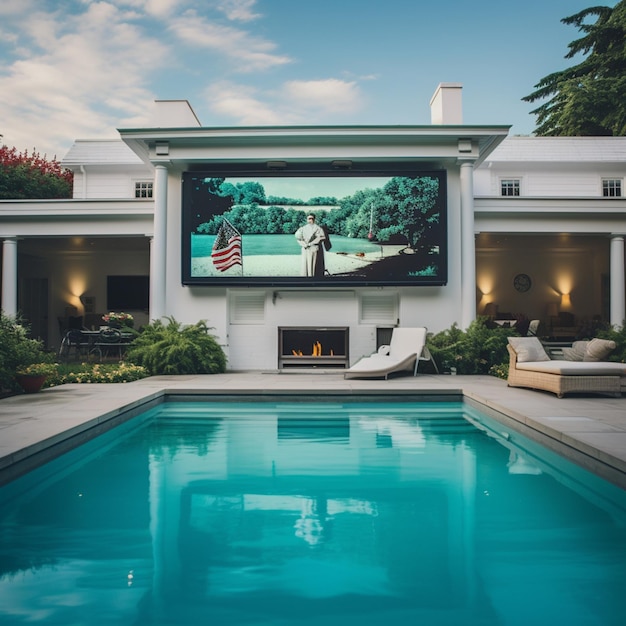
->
[15,362,58,393]
[102,311,134,328]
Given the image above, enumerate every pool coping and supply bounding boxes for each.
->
[0,373,624,488]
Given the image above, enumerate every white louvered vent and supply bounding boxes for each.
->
[359,293,398,324]
[229,291,266,324]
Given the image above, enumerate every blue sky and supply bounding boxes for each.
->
[0,0,600,159]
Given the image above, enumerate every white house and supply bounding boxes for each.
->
[1,84,625,370]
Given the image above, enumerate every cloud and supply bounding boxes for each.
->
[168,10,291,71]
[0,0,37,17]
[0,1,351,156]
[204,78,365,125]
[0,2,168,155]
[204,82,291,125]
[281,79,363,115]
[215,0,261,22]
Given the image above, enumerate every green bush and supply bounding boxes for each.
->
[0,312,55,392]
[428,317,517,375]
[489,362,509,380]
[596,324,626,362]
[126,317,227,375]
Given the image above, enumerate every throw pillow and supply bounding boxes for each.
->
[562,341,588,362]
[583,338,616,362]
[508,337,550,363]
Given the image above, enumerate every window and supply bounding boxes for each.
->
[602,179,622,197]
[134,181,153,198]
[500,179,520,197]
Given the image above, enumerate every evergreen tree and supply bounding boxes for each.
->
[523,1,626,136]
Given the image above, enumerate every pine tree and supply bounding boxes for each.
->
[523,1,626,136]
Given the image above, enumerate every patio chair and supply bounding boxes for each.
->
[91,327,126,361]
[58,329,91,361]
[527,319,540,337]
[344,327,432,379]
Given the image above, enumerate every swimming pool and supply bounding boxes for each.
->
[1,399,625,625]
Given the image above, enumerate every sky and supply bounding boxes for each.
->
[0,0,601,159]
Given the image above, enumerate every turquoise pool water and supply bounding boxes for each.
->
[1,400,625,625]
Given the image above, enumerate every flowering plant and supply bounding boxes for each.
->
[16,362,58,377]
[102,312,134,325]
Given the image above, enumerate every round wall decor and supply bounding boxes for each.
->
[513,273,532,293]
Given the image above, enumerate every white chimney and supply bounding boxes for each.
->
[148,100,202,127]
[430,83,463,125]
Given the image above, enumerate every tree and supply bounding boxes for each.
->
[0,144,74,199]
[523,1,626,136]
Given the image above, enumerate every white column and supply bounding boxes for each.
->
[610,235,625,327]
[150,165,168,322]
[1,238,18,317]
[460,162,476,329]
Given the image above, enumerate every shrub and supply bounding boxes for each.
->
[596,324,626,362]
[0,312,55,391]
[126,317,227,375]
[0,144,73,199]
[428,317,516,375]
[489,362,509,380]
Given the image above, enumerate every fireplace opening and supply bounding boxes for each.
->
[278,327,349,369]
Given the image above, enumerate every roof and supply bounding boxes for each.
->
[61,139,146,166]
[487,136,626,163]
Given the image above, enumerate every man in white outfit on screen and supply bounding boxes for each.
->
[295,213,326,277]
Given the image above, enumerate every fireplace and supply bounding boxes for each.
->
[278,327,349,369]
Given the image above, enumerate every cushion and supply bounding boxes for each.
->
[516,360,626,376]
[508,337,550,363]
[583,338,616,362]
[562,341,589,362]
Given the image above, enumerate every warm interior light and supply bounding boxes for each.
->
[560,293,572,309]
[68,274,88,313]
[476,273,494,297]
[555,274,573,296]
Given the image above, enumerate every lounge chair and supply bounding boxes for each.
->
[507,337,626,398]
[526,319,540,336]
[344,327,431,379]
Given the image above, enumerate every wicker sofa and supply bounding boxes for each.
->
[507,337,626,398]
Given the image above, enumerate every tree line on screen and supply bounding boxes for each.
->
[195,176,441,251]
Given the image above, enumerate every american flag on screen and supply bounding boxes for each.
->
[211,218,242,272]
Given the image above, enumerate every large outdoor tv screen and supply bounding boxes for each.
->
[181,169,447,287]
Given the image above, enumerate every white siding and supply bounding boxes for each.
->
[72,167,153,199]
[475,137,626,198]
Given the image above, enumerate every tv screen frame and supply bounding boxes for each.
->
[181,167,447,288]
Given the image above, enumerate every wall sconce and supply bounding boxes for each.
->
[547,302,559,318]
[266,161,287,170]
[483,302,498,317]
[331,160,352,169]
[561,293,572,309]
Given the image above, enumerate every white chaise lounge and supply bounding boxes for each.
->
[344,327,431,379]
[507,337,626,398]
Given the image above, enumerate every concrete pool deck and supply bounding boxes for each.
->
[0,371,625,488]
